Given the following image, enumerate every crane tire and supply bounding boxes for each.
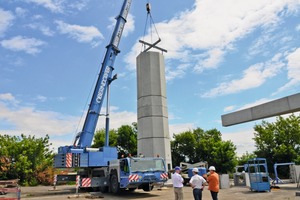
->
[110,173,120,194]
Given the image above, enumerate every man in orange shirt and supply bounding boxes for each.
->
[207,166,219,200]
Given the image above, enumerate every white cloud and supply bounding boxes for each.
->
[15,7,28,18]
[125,0,299,82]
[68,1,89,11]
[238,98,275,111]
[0,93,19,104]
[169,123,195,138]
[201,53,285,97]
[32,15,43,20]
[123,42,141,71]
[26,23,55,37]
[0,102,78,137]
[0,36,46,54]
[93,106,137,131]
[56,96,66,102]
[122,13,135,37]
[25,0,64,13]
[124,13,135,37]
[55,20,104,47]
[0,93,78,138]
[40,26,55,36]
[224,105,235,112]
[36,95,47,102]
[194,48,224,73]
[0,94,137,141]
[0,8,15,36]
[166,63,191,81]
[247,34,272,57]
[274,48,300,94]
[296,24,300,31]
[0,93,198,150]
[222,129,256,156]
[105,110,136,130]
[108,13,135,38]
[24,0,89,14]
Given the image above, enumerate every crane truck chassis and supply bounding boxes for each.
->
[54,0,169,193]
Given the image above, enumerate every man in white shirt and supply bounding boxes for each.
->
[172,166,184,200]
[189,168,207,200]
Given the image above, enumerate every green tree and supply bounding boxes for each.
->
[196,128,222,163]
[92,123,137,158]
[197,128,237,174]
[92,128,118,148]
[237,152,256,166]
[171,128,237,174]
[0,134,54,186]
[171,130,197,165]
[117,124,137,157]
[253,114,300,173]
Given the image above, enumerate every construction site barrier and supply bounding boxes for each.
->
[53,174,57,190]
[0,179,21,200]
[76,175,80,195]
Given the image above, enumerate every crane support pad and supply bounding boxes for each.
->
[56,174,77,182]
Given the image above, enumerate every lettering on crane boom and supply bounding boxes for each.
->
[121,0,131,19]
[113,23,124,48]
[96,66,110,103]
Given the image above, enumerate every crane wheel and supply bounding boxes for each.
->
[110,173,120,194]
[142,184,154,192]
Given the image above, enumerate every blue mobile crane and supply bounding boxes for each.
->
[54,0,168,193]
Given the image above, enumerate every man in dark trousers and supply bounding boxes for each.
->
[189,168,206,200]
[207,166,219,200]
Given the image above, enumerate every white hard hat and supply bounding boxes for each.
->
[209,166,216,171]
[192,168,199,173]
[175,166,181,171]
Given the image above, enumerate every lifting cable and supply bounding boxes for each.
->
[141,0,161,52]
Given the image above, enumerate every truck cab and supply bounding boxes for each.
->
[109,157,168,193]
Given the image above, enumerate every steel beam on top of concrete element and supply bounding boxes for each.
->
[139,39,167,53]
[221,93,300,127]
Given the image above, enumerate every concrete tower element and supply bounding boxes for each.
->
[136,51,172,170]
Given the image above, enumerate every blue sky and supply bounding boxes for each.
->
[0,0,299,156]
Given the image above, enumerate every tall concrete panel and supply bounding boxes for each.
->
[136,51,172,170]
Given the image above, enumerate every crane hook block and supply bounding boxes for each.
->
[146,3,151,13]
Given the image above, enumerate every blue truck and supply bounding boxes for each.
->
[54,0,168,193]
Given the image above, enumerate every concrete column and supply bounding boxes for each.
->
[136,51,172,170]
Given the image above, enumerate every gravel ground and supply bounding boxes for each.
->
[10,183,300,200]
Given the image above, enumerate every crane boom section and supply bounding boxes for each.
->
[77,0,132,148]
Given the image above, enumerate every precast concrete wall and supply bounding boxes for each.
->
[136,51,172,170]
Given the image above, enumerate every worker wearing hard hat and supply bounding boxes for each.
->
[172,166,184,200]
[189,168,207,200]
[207,166,219,200]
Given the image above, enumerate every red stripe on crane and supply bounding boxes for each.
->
[66,153,72,168]
[82,178,91,187]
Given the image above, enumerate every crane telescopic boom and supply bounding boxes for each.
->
[74,0,132,148]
